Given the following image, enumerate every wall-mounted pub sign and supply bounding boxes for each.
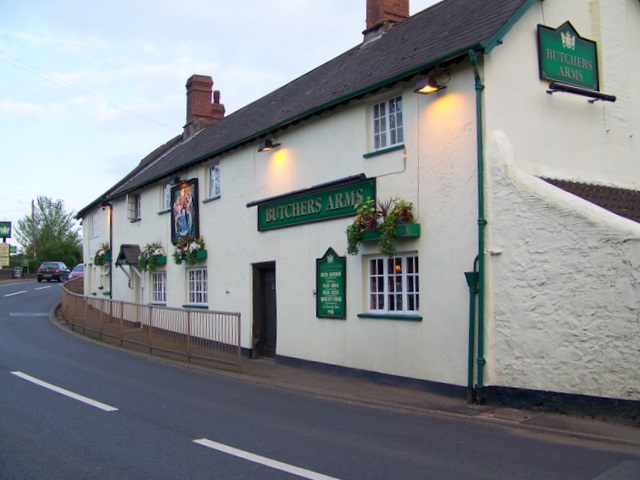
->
[252,175,376,231]
[537,21,599,91]
[316,247,346,319]
[170,178,199,245]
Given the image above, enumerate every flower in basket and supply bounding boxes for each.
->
[93,242,110,266]
[172,235,206,265]
[346,197,414,256]
[137,242,165,272]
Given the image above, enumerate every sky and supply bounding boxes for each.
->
[0,0,440,247]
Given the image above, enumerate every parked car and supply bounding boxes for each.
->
[36,261,70,282]
[68,263,84,279]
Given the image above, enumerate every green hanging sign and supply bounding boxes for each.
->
[537,21,599,91]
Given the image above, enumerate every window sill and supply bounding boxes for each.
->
[203,195,221,204]
[357,313,422,321]
[151,302,167,306]
[129,218,141,223]
[363,144,404,159]
[182,304,209,309]
[157,208,170,215]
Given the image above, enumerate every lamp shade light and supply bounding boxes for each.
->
[414,75,446,95]
[258,139,281,152]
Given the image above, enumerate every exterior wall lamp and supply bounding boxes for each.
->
[414,74,447,95]
[258,139,281,152]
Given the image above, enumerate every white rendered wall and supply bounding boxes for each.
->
[483,0,640,188]
[97,76,479,387]
[487,131,640,400]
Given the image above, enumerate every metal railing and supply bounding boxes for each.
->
[61,283,242,369]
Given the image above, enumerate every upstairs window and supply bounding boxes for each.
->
[372,96,403,150]
[208,163,221,199]
[128,193,141,221]
[90,212,99,238]
[161,182,172,211]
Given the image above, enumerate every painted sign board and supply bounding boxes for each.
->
[0,243,9,267]
[316,247,346,319]
[0,221,11,239]
[257,177,375,231]
[538,21,599,91]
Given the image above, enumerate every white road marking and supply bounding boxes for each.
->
[34,286,52,290]
[9,313,49,317]
[193,438,341,480]
[4,290,26,297]
[10,371,118,412]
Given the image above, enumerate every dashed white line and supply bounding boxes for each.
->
[193,438,341,480]
[11,371,118,412]
[4,290,26,297]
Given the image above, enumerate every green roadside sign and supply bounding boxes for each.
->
[0,221,11,239]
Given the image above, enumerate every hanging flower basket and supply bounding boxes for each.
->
[173,236,207,265]
[347,197,419,256]
[93,242,111,266]
[137,242,166,272]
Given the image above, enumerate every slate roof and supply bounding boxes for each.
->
[79,0,533,216]
[542,178,640,224]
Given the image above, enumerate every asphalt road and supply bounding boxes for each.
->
[1,280,639,479]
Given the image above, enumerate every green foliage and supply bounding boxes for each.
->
[346,198,377,255]
[172,236,206,265]
[15,196,82,268]
[137,242,164,272]
[346,197,414,256]
[93,242,110,267]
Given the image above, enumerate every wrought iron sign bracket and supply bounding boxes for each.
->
[546,81,617,103]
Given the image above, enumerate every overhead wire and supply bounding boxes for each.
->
[0,52,179,132]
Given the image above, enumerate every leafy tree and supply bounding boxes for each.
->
[15,196,82,269]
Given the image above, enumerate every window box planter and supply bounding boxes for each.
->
[195,249,207,260]
[361,223,421,242]
[154,255,167,265]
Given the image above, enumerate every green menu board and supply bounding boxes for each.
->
[316,248,346,319]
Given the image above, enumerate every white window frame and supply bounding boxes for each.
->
[90,212,99,238]
[151,271,167,304]
[187,267,208,306]
[372,95,404,151]
[368,254,419,314]
[128,193,141,221]
[161,182,172,211]
[208,163,221,199]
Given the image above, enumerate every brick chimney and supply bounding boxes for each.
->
[184,74,225,139]
[363,0,409,42]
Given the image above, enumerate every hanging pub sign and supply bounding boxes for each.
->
[0,221,11,238]
[251,175,376,231]
[316,247,346,319]
[170,178,199,245]
[537,21,599,91]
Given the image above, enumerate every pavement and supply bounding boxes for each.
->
[3,276,640,450]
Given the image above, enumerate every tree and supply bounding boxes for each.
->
[15,196,82,268]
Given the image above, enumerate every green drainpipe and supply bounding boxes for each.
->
[470,49,487,401]
[464,256,479,402]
